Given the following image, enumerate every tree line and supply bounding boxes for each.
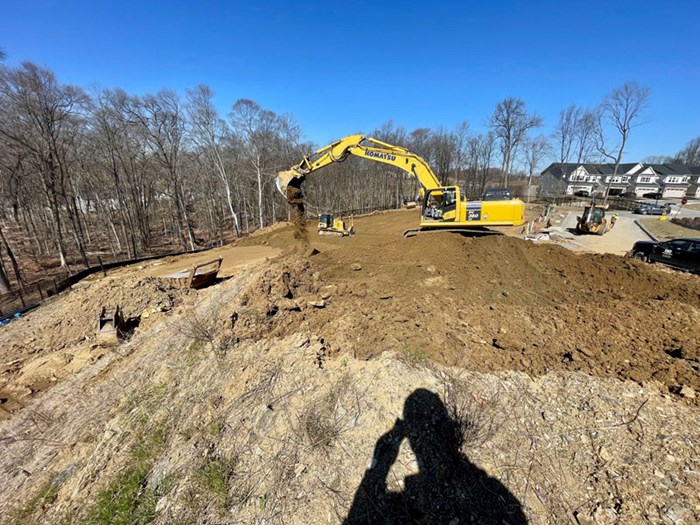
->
[0,59,697,294]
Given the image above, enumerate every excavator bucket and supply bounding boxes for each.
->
[97,306,123,345]
[276,169,302,197]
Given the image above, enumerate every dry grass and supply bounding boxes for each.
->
[299,378,350,450]
[638,217,698,240]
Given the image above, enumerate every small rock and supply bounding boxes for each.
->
[426,265,437,274]
[379,294,393,300]
[277,298,301,311]
[293,335,309,348]
[351,263,362,271]
[308,299,326,308]
[679,385,696,399]
[305,248,320,257]
[502,291,510,297]
[320,285,337,299]
[599,447,613,462]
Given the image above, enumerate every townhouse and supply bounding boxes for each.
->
[540,162,700,198]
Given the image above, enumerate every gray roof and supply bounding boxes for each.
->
[648,164,691,176]
[542,162,700,177]
[617,163,639,173]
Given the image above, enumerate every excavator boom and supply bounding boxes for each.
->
[276,135,441,197]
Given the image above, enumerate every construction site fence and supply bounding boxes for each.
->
[0,247,211,323]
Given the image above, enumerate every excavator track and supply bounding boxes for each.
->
[402,228,503,238]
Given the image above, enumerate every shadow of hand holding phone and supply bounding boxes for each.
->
[344,388,527,524]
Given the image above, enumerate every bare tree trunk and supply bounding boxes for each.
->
[256,161,264,229]
[0,253,10,294]
[0,226,24,289]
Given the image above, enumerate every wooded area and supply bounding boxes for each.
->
[0,60,697,295]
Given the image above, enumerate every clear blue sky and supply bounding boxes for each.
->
[2,0,699,163]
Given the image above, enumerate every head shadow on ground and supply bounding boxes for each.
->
[343,388,527,525]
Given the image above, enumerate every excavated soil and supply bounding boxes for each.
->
[0,276,194,420]
[232,214,700,397]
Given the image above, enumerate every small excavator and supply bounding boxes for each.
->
[318,213,354,237]
[276,135,525,237]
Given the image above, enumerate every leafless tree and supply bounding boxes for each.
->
[0,62,90,267]
[229,99,301,229]
[553,105,579,171]
[186,85,241,236]
[464,132,497,198]
[674,136,700,165]
[489,97,543,187]
[594,81,651,202]
[522,135,551,203]
[573,110,597,164]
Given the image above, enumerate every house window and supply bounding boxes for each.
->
[639,177,651,183]
[667,177,680,183]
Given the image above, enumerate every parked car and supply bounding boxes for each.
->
[629,238,700,273]
[482,187,513,201]
[573,190,590,197]
[642,192,663,199]
[633,203,669,215]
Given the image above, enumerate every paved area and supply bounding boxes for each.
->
[560,213,652,255]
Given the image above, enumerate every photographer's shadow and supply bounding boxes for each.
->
[344,388,527,524]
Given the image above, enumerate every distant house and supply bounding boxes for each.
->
[650,164,692,198]
[539,162,700,198]
[539,163,604,197]
[627,165,660,197]
[687,166,700,198]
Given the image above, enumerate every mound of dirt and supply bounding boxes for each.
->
[0,276,193,420]
[22,276,191,347]
[228,234,700,395]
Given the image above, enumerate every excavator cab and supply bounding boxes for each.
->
[423,188,458,221]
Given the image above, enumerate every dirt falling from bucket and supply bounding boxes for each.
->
[286,178,308,244]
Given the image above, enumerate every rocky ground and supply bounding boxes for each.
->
[1,209,698,524]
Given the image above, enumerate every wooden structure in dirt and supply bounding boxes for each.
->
[164,257,223,289]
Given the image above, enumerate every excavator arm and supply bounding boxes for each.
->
[276,134,442,196]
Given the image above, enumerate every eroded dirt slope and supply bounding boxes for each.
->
[0,265,698,525]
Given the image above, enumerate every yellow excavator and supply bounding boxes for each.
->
[276,134,525,237]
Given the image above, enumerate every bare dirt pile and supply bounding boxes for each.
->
[231,232,700,396]
[0,276,193,420]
